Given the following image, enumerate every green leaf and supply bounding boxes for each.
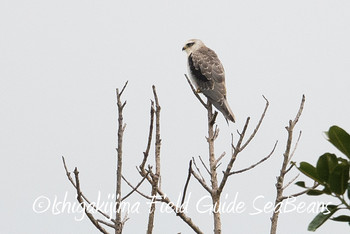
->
[299,162,322,183]
[306,189,324,196]
[308,206,340,231]
[316,153,338,182]
[329,163,350,195]
[295,181,306,188]
[348,183,350,200]
[325,204,338,210]
[331,215,350,222]
[327,126,350,159]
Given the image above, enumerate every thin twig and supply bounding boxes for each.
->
[73,167,109,234]
[282,174,299,190]
[284,164,294,175]
[231,134,236,151]
[199,155,211,175]
[121,173,149,201]
[118,80,129,97]
[122,175,160,201]
[191,167,212,194]
[140,101,155,171]
[156,188,204,234]
[218,117,250,194]
[98,219,115,229]
[229,141,277,175]
[240,95,269,151]
[181,160,193,207]
[288,130,302,163]
[192,157,206,182]
[214,152,226,167]
[281,183,319,200]
[215,162,222,170]
[292,95,305,125]
[62,156,114,222]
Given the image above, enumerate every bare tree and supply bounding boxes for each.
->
[62,81,138,233]
[131,85,204,234]
[184,75,277,234]
[62,81,314,234]
[269,95,318,234]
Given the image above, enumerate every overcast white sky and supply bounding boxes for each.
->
[1,0,350,233]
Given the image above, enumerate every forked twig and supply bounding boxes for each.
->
[240,95,269,151]
[62,156,114,222]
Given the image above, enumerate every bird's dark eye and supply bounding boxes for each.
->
[187,42,195,47]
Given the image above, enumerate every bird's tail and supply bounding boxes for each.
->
[222,99,235,123]
[211,98,235,123]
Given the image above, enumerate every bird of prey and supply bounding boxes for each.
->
[182,39,235,123]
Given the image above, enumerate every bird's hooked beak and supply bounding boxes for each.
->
[182,45,186,51]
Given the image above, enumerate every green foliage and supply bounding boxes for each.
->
[295,126,350,231]
[326,126,350,159]
[308,205,340,231]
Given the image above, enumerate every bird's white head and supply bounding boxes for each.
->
[182,39,205,55]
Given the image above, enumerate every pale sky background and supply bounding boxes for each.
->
[1,0,350,233]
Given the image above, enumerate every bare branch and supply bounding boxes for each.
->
[190,167,212,194]
[281,173,299,190]
[146,85,162,234]
[231,134,236,151]
[122,174,160,201]
[184,74,208,109]
[192,157,206,182]
[291,94,305,126]
[140,164,204,233]
[218,117,250,194]
[283,183,319,199]
[156,188,204,234]
[62,156,114,222]
[214,152,226,167]
[152,85,161,181]
[140,101,155,171]
[115,82,129,233]
[229,141,277,175]
[134,85,203,234]
[122,213,130,227]
[240,95,269,151]
[270,95,306,234]
[284,163,294,175]
[117,80,129,97]
[215,162,222,170]
[181,160,193,208]
[199,155,211,175]
[98,219,115,229]
[288,130,302,163]
[121,173,149,201]
[73,167,109,234]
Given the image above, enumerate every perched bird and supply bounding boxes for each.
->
[182,39,235,123]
